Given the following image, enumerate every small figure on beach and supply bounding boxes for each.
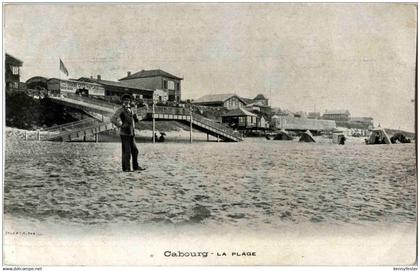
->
[111,94,145,172]
[158,132,166,142]
[154,132,166,142]
[339,135,346,145]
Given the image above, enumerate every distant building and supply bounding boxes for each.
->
[78,76,154,101]
[26,76,48,91]
[322,110,351,121]
[47,78,105,97]
[119,69,183,103]
[153,89,169,104]
[307,112,321,119]
[5,53,23,91]
[244,95,271,115]
[253,94,269,106]
[294,111,307,118]
[192,94,247,110]
[349,117,374,129]
[271,115,336,132]
[222,108,258,129]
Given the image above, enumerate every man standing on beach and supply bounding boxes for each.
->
[111,94,146,172]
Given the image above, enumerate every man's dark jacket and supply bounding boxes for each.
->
[111,106,139,136]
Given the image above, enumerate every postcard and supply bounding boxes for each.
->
[2,3,417,267]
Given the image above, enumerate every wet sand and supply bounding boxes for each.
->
[3,138,417,265]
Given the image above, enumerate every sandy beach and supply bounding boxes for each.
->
[3,136,417,265]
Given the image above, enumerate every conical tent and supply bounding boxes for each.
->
[273,129,293,140]
[299,130,316,142]
[366,128,391,144]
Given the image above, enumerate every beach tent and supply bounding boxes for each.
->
[332,133,346,145]
[273,129,293,140]
[299,130,316,143]
[390,133,411,144]
[366,128,391,144]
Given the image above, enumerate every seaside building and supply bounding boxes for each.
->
[193,93,271,113]
[78,76,154,101]
[5,53,23,91]
[307,112,321,119]
[119,69,183,103]
[253,94,269,106]
[221,108,258,129]
[271,115,336,132]
[322,110,351,121]
[348,117,374,130]
[192,94,247,110]
[47,78,106,97]
[26,76,48,91]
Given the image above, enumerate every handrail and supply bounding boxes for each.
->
[61,93,120,110]
[143,105,241,140]
[192,112,241,139]
[41,119,97,132]
[41,121,113,140]
[40,119,104,140]
[48,94,241,141]
[49,122,111,140]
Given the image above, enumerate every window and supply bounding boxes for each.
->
[163,80,168,89]
[167,80,175,90]
[11,66,19,75]
[175,82,180,91]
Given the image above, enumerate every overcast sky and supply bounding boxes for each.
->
[4,3,417,131]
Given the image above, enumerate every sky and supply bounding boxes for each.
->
[4,3,417,132]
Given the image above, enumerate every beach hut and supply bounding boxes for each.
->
[299,130,316,143]
[273,129,293,140]
[365,128,391,144]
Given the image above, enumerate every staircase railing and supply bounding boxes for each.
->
[47,121,115,141]
[192,112,241,140]
[61,93,120,111]
[41,119,98,132]
[40,119,104,140]
[146,105,241,140]
[49,95,242,141]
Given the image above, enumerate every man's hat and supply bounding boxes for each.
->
[121,94,133,101]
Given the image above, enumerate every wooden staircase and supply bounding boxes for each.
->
[47,94,242,142]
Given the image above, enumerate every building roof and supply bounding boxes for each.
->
[351,117,373,122]
[78,77,154,94]
[48,78,102,86]
[254,94,267,100]
[6,53,23,66]
[240,97,255,104]
[245,101,271,108]
[324,109,350,115]
[192,94,247,105]
[350,117,373,121]
[119,69,183,81]
[26,76,48,84]
[222,108,257,117]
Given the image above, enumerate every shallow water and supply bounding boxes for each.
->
[4,138,417,228]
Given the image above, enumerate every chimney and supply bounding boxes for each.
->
[127,71,131,77]
[90,75,93,79]
[97,75,101,80]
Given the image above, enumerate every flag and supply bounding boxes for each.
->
[59,58,69,76]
